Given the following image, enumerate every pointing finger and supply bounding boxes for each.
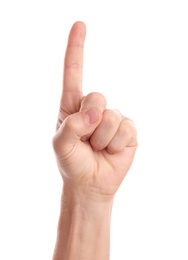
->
[60,21,86,117]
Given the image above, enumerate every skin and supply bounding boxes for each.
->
[52,21,138,260]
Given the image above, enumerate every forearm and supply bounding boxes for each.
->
[52,184,114,260]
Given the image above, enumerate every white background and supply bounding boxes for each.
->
[0,0,188,259]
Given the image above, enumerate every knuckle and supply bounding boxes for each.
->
[122,119,138,144]
[81,92,107,112]
[122,122,132,136]
[103,109,121,125]
[123,119,136,134]
[90,137,103,151]
[87,92,106,101]
[64,62,82,70]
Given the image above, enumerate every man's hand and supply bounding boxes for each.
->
[52,21,138,260]
[52,21,137,202]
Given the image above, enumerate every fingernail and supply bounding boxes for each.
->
[85,108,100,124]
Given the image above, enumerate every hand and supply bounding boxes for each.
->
[52,21,137,202]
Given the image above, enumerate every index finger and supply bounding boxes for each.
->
[61,21,86,110]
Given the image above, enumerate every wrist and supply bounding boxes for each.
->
[61,181,114,213]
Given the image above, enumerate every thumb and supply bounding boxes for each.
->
[53,107,102,150]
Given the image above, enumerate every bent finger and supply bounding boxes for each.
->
[106,118,138,154]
